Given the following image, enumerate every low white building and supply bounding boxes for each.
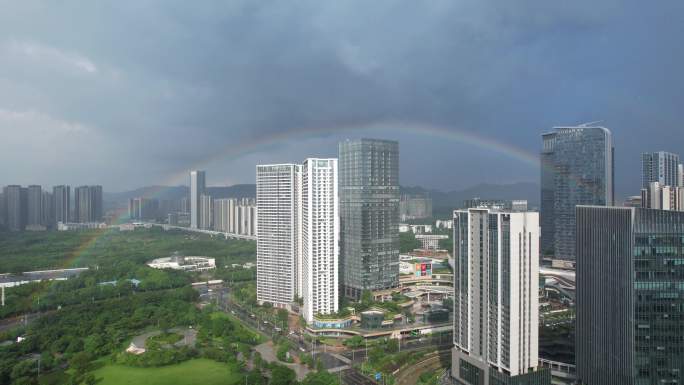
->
[415,234,449,250]
[435,220,453,230]
[147,256,216,272]
[57,222,107,231]
[398,224,433,234]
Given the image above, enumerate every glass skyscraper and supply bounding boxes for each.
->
[576,206,684,385]
[338,139,399,299]
[540,125,614,260]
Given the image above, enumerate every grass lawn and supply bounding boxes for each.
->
[92,359,244,385]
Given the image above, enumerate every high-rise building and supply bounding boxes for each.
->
[641,151,680,189]
[641,182,684,211]
[190,170,206,229]
[41,190,53,227]
[213,198,230,232]
[199,194,213,230]
[679,163,683,187]
[451,208,548,385]
[3,185,27,231]
[339,139,400,299]
[301,158,339,323]
[74,185,103,223]
[576,206,684,385]
[53,185,70,224]
[228,198,236,233]
[540,125,614,260]
[26,185,43,227]
[256,164,302,309]
[128,197,159,220]
[0,191,5,227]
[180,196,191,214]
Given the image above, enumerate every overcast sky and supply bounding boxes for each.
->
[1,1,682,197]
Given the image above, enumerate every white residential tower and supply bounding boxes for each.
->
[301,158,339,323]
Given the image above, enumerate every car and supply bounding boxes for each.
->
[274,327,282,332]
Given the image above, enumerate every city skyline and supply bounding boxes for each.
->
[2,2,683,385]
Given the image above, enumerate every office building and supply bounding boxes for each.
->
[256,164,301,309]
[641,151,680,189]
[339,139,400,299]
[301,158,339,323]
[26,185,42,227]
[74,185,103,223]
[199,194,213,230]
[451,208,548,385]
[53,185,70,224]
[190,170,206,229]
[3,185,27,231]
[678,163,683,187]
[540,125,614,260]
[576,206,684,385]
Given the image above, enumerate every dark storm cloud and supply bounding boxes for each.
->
[0,0,682,196]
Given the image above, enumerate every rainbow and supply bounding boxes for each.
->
[62,120,546,268]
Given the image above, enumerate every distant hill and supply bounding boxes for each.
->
[104,184,256,206]
[401,182,540,218]
[105,182,538,216]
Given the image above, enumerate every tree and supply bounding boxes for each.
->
[399,232,421,253]
[438,235,452,254]
[301,370,340,385]
[343,335,364,349]
[83,373,97,385]
[269,364,297,385]
[69,352,91,375]
[277,309,289,325]
[361,290,373,307]
[386,338,399,353]
[253,351,264,369]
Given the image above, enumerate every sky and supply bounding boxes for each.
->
[0,1,683,197]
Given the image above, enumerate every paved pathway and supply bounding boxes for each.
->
[254,341,310,381]
[130,327,197,350]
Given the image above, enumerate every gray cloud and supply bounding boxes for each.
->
[0,0,682,197]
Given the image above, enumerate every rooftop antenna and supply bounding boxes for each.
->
[578,120,605,127]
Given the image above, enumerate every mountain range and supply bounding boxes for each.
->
[105,182,539,217]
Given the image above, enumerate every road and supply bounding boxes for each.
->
[342,336,453,363]
[394,350,451,385]
[0,311,53,332]
[341,368,379,385]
